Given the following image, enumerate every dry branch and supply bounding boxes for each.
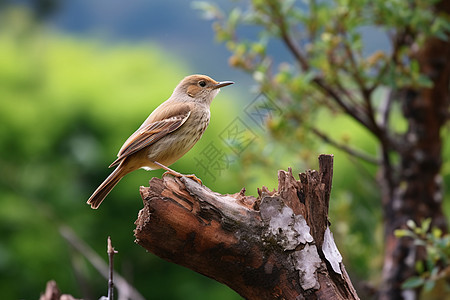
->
[135,154,359,299]
[39,280,78,300]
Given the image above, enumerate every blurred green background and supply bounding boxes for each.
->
[0,1,449,300]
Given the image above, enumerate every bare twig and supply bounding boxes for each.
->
[59,226,145,300]
[107,236,118,300]
[314,77,379,133]
[311,127,380,165]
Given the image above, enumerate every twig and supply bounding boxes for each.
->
[279,20,375,132]
[330,72,360,108]
[107,236,118,300]
[379,88,394,130]
[341,32,367,97]
[338,26,381,139]
[367,28,409,93]
[267,1,382,136]
[311,127,380,165]
[266,1,309,71]
[59,226,145,300]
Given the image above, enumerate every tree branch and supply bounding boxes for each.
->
[267,1,379,136]
[134,155,359,300]
[107,236,118,300]
[311,128,380,165]
[379,88,394,131]
[59,226,145,300]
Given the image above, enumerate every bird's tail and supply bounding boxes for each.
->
[87,163,128,209]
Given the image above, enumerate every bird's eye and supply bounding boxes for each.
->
[198,80,206,87]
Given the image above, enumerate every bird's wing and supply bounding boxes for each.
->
[109,103,192,168]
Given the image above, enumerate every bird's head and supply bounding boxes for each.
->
[173,74,234,105]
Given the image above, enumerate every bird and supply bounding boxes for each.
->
[87,74,234,209]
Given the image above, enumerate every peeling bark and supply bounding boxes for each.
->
[134,154,359,299]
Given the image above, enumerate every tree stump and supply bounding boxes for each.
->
[134,154,359,299]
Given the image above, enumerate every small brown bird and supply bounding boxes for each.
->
[87,74,234,209]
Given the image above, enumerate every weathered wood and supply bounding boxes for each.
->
[134,154,359,299]
[39,280,78,300]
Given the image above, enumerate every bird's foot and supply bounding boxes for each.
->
[162,171,202,185]
[154,161,202,185]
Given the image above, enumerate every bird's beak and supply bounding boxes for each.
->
[213,81,234,89]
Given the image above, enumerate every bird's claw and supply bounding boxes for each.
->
[184,174,203,185]
[162,171,202,185]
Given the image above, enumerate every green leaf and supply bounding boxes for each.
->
[402,276,425,289]
[417,75,434,88]
[423,279,436,292]
[415,260,424,274]
[228,7,241,29]
[410,60,420,74]
[430,266,440,277]
[421,218,432,233]
[431,227,441,238]
[406,219,417,230]
[191,1,222,20]
[395,229,413,238]
[427,246,439,263]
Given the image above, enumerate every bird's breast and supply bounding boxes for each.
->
[144,107,210,167]
[181,109,210,145]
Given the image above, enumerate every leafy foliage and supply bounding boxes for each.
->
[1,2,449,299]
[395,219,450,294]
[0,7,241,300]
[194,0,450,296]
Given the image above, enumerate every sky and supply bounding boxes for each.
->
[8,0,390,112]
[43,0,255,93]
